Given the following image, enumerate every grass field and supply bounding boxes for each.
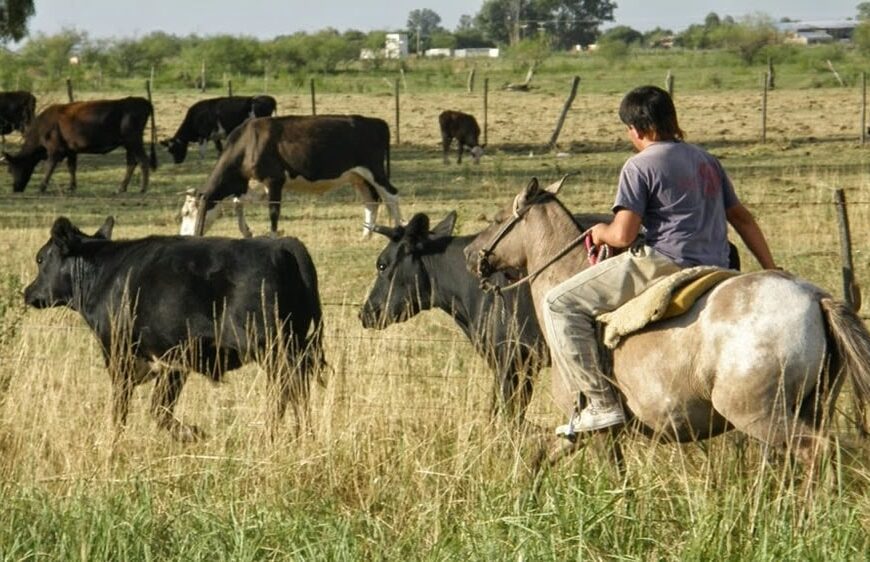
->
[0,69,869,559]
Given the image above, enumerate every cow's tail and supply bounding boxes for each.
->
[820,298,870,436]
[148,100,158,170]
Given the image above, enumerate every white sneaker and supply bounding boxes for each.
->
[555,403,625,439]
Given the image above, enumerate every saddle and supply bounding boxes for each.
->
[596,266,740,349]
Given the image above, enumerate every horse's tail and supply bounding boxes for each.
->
[820,297,870,436]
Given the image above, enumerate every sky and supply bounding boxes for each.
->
[19,0,863,41]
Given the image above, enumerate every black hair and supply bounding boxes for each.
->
[618,85,684,141]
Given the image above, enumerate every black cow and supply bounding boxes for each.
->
[179,114,403,238]
[24,216,326,441]
[439,110,484,165]
[1,97,157,193]
[359,212,552,423]
[161,95,277,164]
[0,91,36,138]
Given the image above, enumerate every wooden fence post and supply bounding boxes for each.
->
[665,70,674,98]
[200,60,206,92]
[227,79,233,97]
[66,78,74,102]
[834,189,861,311]
[467,67,476,93]
[760,73,768,144]
[394,77,401,145]
[146,79,157,161]
[547,76,580,150]
[310,78,316,115]
[483,77,489,146]
[766,57,775,90]
[861,71,867,146]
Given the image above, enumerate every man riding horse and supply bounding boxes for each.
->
[545,85,779,438]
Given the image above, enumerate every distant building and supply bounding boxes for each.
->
[424,48,453,58]
[454,48,500,58]
[385,33,408,59]
[779,20,857,44]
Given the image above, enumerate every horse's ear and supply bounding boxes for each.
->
[543,173,573,195]
[430,211,457,239]
[94,216,115,240]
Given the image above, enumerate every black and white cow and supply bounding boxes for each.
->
[161,95,277,163]
[439,110,484,164]
[24,216,326,441]
[0,90,36,139]
[179,114,402,238]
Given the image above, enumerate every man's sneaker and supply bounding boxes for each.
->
[555,403,625,438]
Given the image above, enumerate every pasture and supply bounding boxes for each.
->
[0,76,869,559]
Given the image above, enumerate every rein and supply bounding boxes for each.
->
[476,191,593,294]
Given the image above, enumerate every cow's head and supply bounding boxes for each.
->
[24,216,115,309]
[161,137,188,164]
[3,149,42,192]
[359,212,456,329]
[178,190,217,236]
[470,145,484,164]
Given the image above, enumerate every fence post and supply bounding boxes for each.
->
[467,67,475,93]
[665,70,674,98]
[483,77,489,146]
[766,57,775,90]
[547,76,580,150]
[760,72,768,144]
[834,189,861,311]
[66,78,74,102]
[200,60,206,92]
[310,78,316,115]
[861,71,867,146]
[227,79,233,97]
[394,77,400,145]
[145,79,157,161]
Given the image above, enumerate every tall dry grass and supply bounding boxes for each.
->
[0,85,868,559]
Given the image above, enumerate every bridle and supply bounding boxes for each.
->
[476,192,592,295]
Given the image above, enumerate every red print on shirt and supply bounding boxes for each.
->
[698,162,720,198]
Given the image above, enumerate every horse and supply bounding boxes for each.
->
[463,176,870,477]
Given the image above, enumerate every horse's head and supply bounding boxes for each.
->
[360,211,456,328]
[464,176,570,285]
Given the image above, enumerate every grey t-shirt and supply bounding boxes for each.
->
[614,141,739,267]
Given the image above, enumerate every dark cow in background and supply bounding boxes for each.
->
[360,212,553,423]
[439,110,484,164]
[180,114,402,238]
[24,216,326,441]
[0,91,36,141]
[1,97,157,193]
[161,95,277,163]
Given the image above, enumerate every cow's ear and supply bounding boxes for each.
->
[94,216,114,240]
[405,214,430,239]
[430,211,457,239]
[543,173,573,195]
[518,177,540,207]
[50,217,83,256]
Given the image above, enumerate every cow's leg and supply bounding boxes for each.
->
[349,174,379,238]
[65,153,78,192]
[457,144,464,165]
[109,368,135,440]
[233,198,254,238]
[198,140,207,160]
[351,169,403,231]
[118,149,138,193]
[214,139,223,154]
[134,146,151,193]
[39,155,63,193]
[150,370,204,442]
[442,135,451,164]
[266,180,283,236]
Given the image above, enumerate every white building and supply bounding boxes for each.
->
[385,33,409,59]
[454,48,500,58]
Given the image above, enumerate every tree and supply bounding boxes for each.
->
[407,8,443,53]
[600,25,643,45]
[475,0,615,48]
[858,2,870,20]
[0,0,35,42]
[456,14,475,31]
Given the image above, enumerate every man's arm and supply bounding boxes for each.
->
[590,209,641,248]
[725,203,778,269]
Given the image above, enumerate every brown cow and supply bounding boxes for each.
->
[2,97,156,193]
[439,110,484,164]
